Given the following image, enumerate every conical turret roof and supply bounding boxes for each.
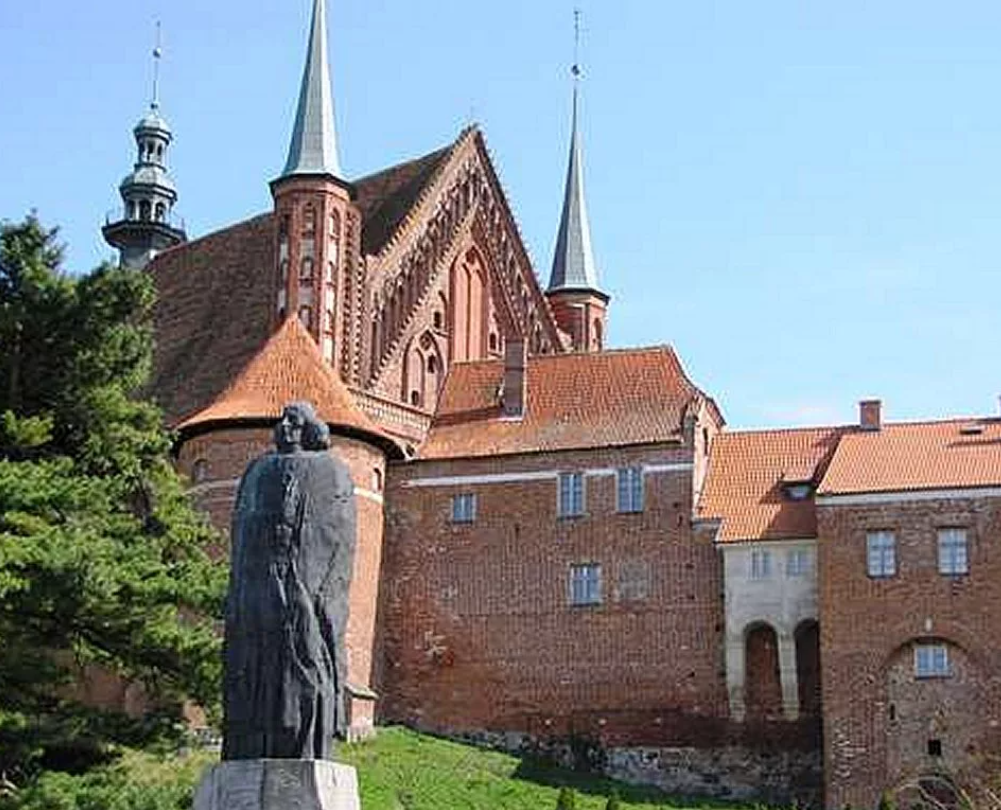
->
[280,0,342,178]
[547,84,603,294]
[177,316,399,456]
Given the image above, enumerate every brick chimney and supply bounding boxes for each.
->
[859,399,882,431]
[501,340,527,418]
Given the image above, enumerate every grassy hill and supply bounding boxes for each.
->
[4,726,745,810]
[341,726,731,810]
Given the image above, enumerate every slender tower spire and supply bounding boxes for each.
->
[545,10,609,352]
[281,0,342,178]
[102,23,186,269]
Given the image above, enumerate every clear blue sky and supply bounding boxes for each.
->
[2,1,999,428]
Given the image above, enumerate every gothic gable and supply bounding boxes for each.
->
[359,128,567,416]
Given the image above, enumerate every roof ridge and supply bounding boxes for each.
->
[152,212,272,263]
[720,424,852,437]
[368,127,474,258]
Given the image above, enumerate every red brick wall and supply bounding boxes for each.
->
[379,443,730,742]
[817,495,1001,808]
[176,426,388,733]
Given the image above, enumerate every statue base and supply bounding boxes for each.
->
[194,759,360,810]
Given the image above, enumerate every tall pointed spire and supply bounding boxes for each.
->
[281,0,342,179]
[547,12,602,294]
[545,11,609,353]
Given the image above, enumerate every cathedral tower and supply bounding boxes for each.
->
[545,27,609,352]
[271,0,356,376]
[103,30,186,269]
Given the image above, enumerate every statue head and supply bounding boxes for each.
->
[275,401,331,453]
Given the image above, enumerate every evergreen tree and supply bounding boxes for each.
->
[555,786,577,810]
[0,215,226,784]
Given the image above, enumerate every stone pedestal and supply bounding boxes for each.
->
[194,759,360,810]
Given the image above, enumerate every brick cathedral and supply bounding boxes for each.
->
[102,1,1001,807]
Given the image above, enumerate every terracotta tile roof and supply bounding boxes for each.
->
[817,418,1001,496]
[353,141,455,256]
[419,346,710,459]
[697,427,845,543]
[176,315,399,455]
[148,213,278,425]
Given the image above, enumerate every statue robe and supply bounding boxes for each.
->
[223,449,356,760]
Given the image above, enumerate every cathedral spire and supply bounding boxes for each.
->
[281,0,342,179]
[545,11,608,352]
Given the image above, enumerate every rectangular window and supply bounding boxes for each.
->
[450,492,476,524]
[914,644,950,678]
[938,528,968,576]
[866,531,896,578]
[558,472,585,518]
[786,549,811,578]
[616,467,644,513]
[569,563,602,606]
[750,550,772,579]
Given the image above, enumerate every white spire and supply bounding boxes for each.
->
[281,0,342,178]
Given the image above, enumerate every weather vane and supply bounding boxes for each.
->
[572,9,582,80]
[151,21,162,110]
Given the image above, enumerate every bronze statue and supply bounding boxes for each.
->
[223,402,356,760]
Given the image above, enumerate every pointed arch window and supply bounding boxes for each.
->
[302,205,316,234]
[299,257,314,283]
[298,305,313,329]
[139,200,151,221]
[154,202,166,222]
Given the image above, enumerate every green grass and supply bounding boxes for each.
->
[3,726,750,810]
[339,726,741,810]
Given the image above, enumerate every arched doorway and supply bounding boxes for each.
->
[744,622,783,721]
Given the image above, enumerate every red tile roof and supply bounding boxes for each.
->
[176,316,399,455]
[354,143,454,255]
[149,213,278,425]
[817,418,1001,496]
[419,346,713,459]
[697,427,845,543]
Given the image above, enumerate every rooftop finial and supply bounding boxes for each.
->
[151,21,162,111]
[572,8,581,80]
[546,8,603,296]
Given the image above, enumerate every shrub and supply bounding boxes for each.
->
[555,786,577,810]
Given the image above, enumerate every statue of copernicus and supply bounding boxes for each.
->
[222,401,356,760]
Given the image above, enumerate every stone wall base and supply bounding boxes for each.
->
[605,745,822,808]
[194,759,360,810]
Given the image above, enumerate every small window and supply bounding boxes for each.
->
[867,531,896,578]
[569,563,602,606]
[914,644,950,678]
[410,390,420,407]
[298,305,312,329]
[784,483,812,501]
[372,468,383,492]
[616,467,644,513]
[927,739,942,757]
[451,493,476,524]
[750,550,772,579]
[786,549,811,578]
[279,258,289,283]
[938,528,968,576]
[488,333,498,352]
[433,311,444,330]
[557,472,585,518]
[191,458,210,484]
